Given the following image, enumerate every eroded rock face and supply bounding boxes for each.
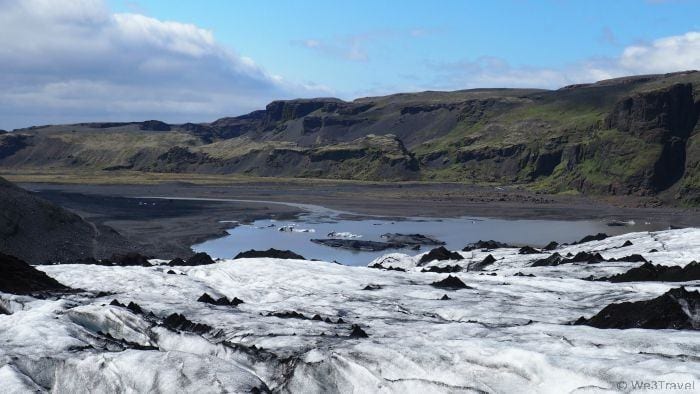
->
[575,287,700,330]
[0,253,69,295]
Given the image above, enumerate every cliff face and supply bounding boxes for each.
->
[0,71,699,203]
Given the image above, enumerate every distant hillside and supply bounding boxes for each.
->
[0,177,133,263]
[1,71,699,203]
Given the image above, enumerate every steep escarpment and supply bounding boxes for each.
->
[0,177,133,263]
[1,71,699,202]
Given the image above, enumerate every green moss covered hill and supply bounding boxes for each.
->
[1,71,699,203]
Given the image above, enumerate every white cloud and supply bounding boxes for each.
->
[426,31,700,91]
[0,0,328,129]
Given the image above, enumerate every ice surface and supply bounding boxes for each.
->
[0,229,698,393]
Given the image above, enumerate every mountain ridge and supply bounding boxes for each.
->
[1,71,699,203]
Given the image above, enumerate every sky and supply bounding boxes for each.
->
[1,0,699,129]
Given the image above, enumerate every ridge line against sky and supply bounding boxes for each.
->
[0,0,699,129]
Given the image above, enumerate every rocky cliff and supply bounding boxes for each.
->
[1,71,699,202]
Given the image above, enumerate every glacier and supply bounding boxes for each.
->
[0,228,699,393]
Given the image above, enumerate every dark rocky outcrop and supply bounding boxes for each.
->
[168,252,216,266]
[594,261,700,282]
[543,241,559,251]
[311,239,401,252]
[430,275,472,289]
[163,313,212,334]
[531,253,564,267]
[0,253,70,294]
[167,258,186,266]
[234,248,306,260]
[0,177,132,264]
[462,240,512,251]
[197,293,244,306]
[607,254,647,263]
[107,252,151,266]
[569,251,605,263]
[574,287,700,330]
[368,263,406,272]
[349,325,369,338]
[518,246,540,255]
[467,254,497,271]
[440,294,451,300]
[575,233,609,244]
[267,311,308,320]
[421,265,462,273]
[418,247,463,265]
[514,272,536,277]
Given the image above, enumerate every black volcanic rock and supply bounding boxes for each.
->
[197,293,243,306]
[0,253,70,295]
[107,252,151,266]
[575,233,609,244]
[380,233,444,246]
[349,325,369,338]
[467,254,497,271]
[596,261,700,282]
[462,240,511,251]
[620,240,633,247]
[440,294,451,300]
[173,252,216,266]
[418,247,463,265]
[421,265,462,273]
[167,258,186,266]
[518,246,540,255]
[163,313,212,334]
[430,275,472,289]
[234,248,305,260]
[575,287,700,330]
[531,253,564,267]
[311,239,401,252]
[569,251,605,263]
[268,311,307,320]
[607,254,647,263]
[543,241,559,251]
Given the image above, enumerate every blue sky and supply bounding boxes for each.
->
[108,0,700,96]
[0,0,698,128]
